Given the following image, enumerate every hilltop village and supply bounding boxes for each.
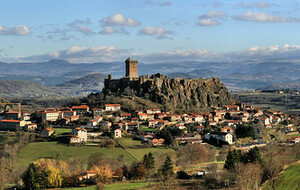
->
[0,58,299,189]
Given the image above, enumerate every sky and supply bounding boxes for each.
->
[1,0,300,63]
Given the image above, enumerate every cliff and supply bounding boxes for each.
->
[100,74,233,111]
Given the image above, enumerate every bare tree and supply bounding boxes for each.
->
[236,163,263,190]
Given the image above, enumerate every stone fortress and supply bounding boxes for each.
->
[104,57,166,94]
[103,57,232,109]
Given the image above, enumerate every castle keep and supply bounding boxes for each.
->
[104,58,166,94]
[125,57,138,79]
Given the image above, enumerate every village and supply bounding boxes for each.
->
[0,100,299,147]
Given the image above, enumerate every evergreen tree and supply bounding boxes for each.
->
[224,149,241,172]
[142,152,155,171]
[243,146,262,164]
[23,163,37,190]
[159,156,174,180]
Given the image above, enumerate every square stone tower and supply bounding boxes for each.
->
[125,57,138,79]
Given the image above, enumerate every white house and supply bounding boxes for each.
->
[105,104,121,112]
[205,132,233,145]
[71,127,87,143]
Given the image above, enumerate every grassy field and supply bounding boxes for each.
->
[64,182,149,190]
[139,126,158,132]
[17,142,136,168]
[53,127,72,136]
[263,163,300,190]
[286,133,300,138]
[118,138,143,148]
[17,140,174,169]
[127,147,174,161]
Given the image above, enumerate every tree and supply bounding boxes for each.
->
[159,156,174,180]
[236,163,262,190]
[243,146,262,164]
[130,162,146,180]
[224,149,241,172]
[23,163,37,190]
[142,152,155,171]
[92,165,112,184]
[47,166,63,188]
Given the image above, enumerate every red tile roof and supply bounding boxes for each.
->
[105,104,121,107]
[1,119,21,123]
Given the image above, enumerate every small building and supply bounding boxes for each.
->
[92,108,103,116]
[61,111,76,118]
[72,105,90,115]
[113,128,122,138]
[137,113,148,120]
[105,104,121,112]
[71,127,87,143]
[41,128,54,137]
[205,132,233,145]
[24,123,37,131]
[0,119,24,131]
[5,111,21,120]
[120,113,131,120]
[42,111,60,122]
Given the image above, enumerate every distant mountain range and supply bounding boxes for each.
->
[0,73,106,98]
[0,59,300,96]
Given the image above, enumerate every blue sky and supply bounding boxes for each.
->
[1,0,300,63]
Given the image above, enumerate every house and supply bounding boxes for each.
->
[24,123,37,131]
[138,113,148,120]
[155,113,167,119]
[223,120,242,127]
[5,111,21,120]
[42,111,60,122]
[175,134,202,144]
[120,113,131,120]
[146,108,161,114]
[225,105,240,111]
[41,128,54,137]
[61,111,76,118]
[100,121,112,128]
[287,136,300,143]
[148,119,160,128]
[221,127,233,133]
[165,114,181,122]
[150,138,165,146]
[105,104,121,112]
[205,132,233,145]
[113,128,122,138]
[139,134,154,141]
[71,127,87,143]
[87,119,98,127]
[0,119,25,131]
[92,108,103,116]
[124,122,139,132]
[72,105,90,115]
[69,115,79,121]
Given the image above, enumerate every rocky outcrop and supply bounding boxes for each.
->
[102,74,233,111]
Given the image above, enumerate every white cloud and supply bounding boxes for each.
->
[138,26,173,39]
[99,26,115,35]
[197,11,227,26]
[233,11,289,22]
[7,44,300,64]
[13,46,128,63]
[67,18,96,36]
[237,1,278,8]
[200,11,228,19]
[0,25,30,36]
[100,13,140,35]
[101,13,140,27]
[198,19,221,26]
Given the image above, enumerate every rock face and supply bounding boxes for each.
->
[103,74,233,110]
